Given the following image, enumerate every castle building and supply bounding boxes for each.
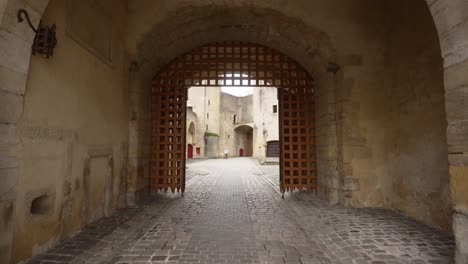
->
[186,87,279,159]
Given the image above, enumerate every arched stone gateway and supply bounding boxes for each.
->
[0,0,467,263]
[150,42,317,194]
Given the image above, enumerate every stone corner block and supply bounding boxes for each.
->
[0,65,28,95]
[454,212,468,264]
[0,90,23,123]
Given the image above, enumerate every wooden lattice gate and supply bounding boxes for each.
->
[151,42,317,195]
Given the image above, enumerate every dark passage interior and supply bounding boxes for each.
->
[1,0,466,263]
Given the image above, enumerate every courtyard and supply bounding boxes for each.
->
[27,158,454,264]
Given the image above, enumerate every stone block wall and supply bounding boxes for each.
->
[252,87,280,159]
[0,0,130,262]
[384,0,451,231]
[333,0,453,232]
[0,0,49,262]
[427,0,468,261]
[219,92,242,158]
[127,74,152,204]
[315,72,340,204]
[1,0,468,263]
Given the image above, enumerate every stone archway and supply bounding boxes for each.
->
[150,42,318,194]
[127,2,468,261]
[127,3,340,208]
[234,125,254,157]
[1,0,468,263]
[425,2,468,261]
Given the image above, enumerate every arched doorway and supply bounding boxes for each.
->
[188,122,195,144]
[151,42,317,195]
[234,125,254,157]
[187,122,195,159]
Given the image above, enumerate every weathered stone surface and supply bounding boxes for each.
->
[440,23,468,68]
[0,90,23,124]
[446,85,468,121]
[0,29,31,73]
[427,0,468,32]
[0,200,14,264]
[427,0,468,67]
[449,154,468,166]
[447,121,468,153]
[0,168,17,201]
[24,0,50,14]
[343,177,360,191]
[67,0,114,63]
[450,166,468,215]
[454,213,468,263]
[0,154,18,169]
[0,123,18,144]
[26,159,455,264]
[0,0,7,24]
[1,0,40,42]
[445,58,468,91]
[0,65,27,95]
[1,0,468,263]
[7,0,130,262]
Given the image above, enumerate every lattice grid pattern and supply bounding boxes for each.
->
[279,87,316,192]
[151,86,187,193]
[151,42,317,193]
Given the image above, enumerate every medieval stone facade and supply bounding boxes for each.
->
[186,87,279,159]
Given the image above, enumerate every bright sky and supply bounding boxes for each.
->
[221,86,254,97]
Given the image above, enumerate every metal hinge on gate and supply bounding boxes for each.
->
[17,9,57,58]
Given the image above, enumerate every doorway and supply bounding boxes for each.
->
[150,42,317,194]
[267,141,280,158]
[187,144,194,159]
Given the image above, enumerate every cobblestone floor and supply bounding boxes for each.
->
[28,158,454,264]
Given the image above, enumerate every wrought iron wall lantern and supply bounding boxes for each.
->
[17,9,57,58]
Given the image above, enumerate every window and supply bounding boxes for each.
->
[273,105,278,113]
[207,113,209,119]
[233,115,237,124]
[206,125,208,131]
[208,99,210,105]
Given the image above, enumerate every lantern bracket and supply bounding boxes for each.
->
[17,8,57,58]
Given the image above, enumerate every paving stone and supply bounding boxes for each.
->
[26,158,454,264]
